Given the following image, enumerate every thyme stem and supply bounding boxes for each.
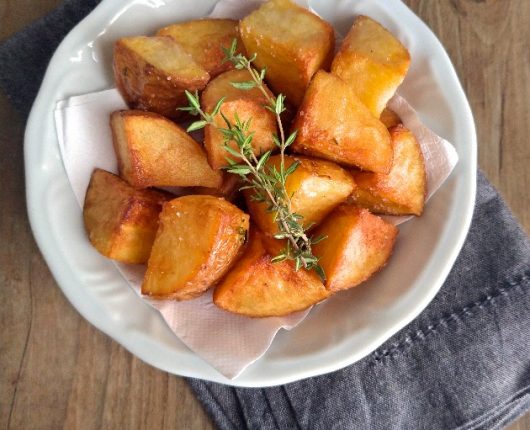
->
[179,41,326,279]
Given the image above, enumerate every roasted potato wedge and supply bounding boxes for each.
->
[157,19,245,78]
[380,108,402,129]
[291,71,393,173]
[349,125,426,216]
[201,70,276,169]
[331,16,410,117]
[83,168,170,264]
[111,110,222,189]
[113,36,209,118]
[312,205,398,292]
[142,195,249,300]
[244,155,355,234]
[239,0,334,106]
[213,228,330,317]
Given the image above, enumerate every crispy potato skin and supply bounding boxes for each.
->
[349,125,426,216]
[213,228,330,317]
[83,169,170,264]
[188,172,243,202]
[244,155,355,234]
[113,36,209,118]
[380,108,402,129]
[239,0,334,106]
[111,110,222,188]
[201,70,276,169]
[157,19,245,78]
[331,16,410,117]
[312,205,398,292]
[291,71,393,173]
[142,195,249,300]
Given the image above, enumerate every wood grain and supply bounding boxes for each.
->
[0,1,528,429]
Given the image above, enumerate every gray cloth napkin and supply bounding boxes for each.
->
[1,2,529,429]
[189,172,530,429]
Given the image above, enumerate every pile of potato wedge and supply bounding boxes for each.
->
[83,0,426,317]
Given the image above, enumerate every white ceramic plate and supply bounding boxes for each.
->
[25,0,476,387]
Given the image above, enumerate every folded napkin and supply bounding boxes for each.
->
[52,87,456,378]
[1,1,529,429]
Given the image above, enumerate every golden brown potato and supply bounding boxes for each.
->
[239,0,334,106]
[188,172,242,202]
[331,16,410,117]
[142,195,249,300]
[213,228,330,317]
[113,36,209,118]
[111,110,222,189]
[312,205,398,292]
[380,108,402,129]
[244,155,355,234]
[83,168,170,264]
[157,19,245,78]
[201,70,276,169]
[349,125,426,216]
[291,71,393,173]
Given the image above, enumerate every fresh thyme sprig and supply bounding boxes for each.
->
[179,41,326,280]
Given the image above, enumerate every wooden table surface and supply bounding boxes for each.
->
[1,1,528,429]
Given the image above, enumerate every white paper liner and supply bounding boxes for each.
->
[53,0,458,379]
